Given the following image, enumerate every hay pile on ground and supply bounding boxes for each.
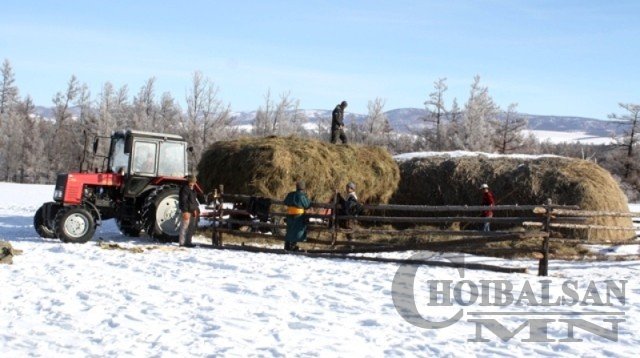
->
[1,241,22,264]
[197,136,400,203]
[392,153,633,243]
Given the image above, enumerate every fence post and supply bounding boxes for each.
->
[331,189,338,246]
[212,185,224,246]
[538,198,552,276]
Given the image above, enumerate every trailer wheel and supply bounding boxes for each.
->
[142,185,181,242]
[34,203,58,239]
[54,206,96,243]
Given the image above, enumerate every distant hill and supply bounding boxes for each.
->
[35,106,621,140]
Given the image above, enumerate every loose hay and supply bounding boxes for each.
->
[392,154,633,243]
[1,241,22,264]
[197,136,400,203]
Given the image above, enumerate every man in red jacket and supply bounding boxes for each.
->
[480,183,495,232]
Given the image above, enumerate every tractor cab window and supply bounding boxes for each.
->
[158,141,187,177]
[132,141,158,175]
[110,137,130,174]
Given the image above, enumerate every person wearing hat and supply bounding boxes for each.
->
[480,183,495,232]
[335,182,362,242]
[339,182,359,215]
[179,175,200,247]
[331,100,348,144]
[283,181,312,251]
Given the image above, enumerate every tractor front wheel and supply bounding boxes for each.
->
[54,206,96,243]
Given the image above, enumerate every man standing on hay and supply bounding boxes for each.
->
[283,181,312,251]
[480,183,495,232]
[331,100,348,144]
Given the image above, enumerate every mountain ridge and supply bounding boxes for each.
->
[35,106,619,137]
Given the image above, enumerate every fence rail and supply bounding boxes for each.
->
[206,191,639,276]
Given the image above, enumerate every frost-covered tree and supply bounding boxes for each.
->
[0,59,20,181]
[131,77,157,131]
[1,111,24,181]
[0,59,19,117]
[16,96,45,182]
[609,102,640,178]
[49,75,81,178]
[114,85,130,129]
[460,75,499,151]
[494,103,528,154]
[158,91,181,134]
[443,97,463,150]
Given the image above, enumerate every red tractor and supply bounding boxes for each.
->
[33,129,203,243]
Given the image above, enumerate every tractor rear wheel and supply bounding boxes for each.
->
[34,203,58,239]
[116,219,142,237]
[142,185,181,242]
[54,206,96,243]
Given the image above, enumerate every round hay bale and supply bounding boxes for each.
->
[392,152,633,243]
[197,136,400,203]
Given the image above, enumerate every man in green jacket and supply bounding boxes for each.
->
[283,181,312,251]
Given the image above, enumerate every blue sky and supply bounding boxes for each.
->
[1,0,638,118]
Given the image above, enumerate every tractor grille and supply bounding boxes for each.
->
[54,174,68,201]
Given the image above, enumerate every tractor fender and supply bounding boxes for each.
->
[151,177,204,194]
[82,200,103,228]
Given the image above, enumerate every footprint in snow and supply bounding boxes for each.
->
[359,319,380,327]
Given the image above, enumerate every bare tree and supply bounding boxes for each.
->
[493,103,528,154]
[185,71,232,167]
[253,89,306,137]
[609,102,640,178]
[423,78,448,150]
[362,97,391,145]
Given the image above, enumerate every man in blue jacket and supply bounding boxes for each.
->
[283,181,312,251]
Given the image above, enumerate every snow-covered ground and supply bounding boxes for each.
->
[1,182,639,357]
[394,150,560,162]
[524,130,614,145]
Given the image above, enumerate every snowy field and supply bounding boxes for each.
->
[1,182,639,357]
[524,130,614,145]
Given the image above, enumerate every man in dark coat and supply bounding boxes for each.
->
[336,182,360,216]
[480,183,495,232]
[283,181,312,251]
[331,100,348,144]
[336,182,361,242]
[179,175,200,247]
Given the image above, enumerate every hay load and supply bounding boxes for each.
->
[392,152,633,242]
[197,136,400,203]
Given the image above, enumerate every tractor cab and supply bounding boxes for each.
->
[106,130,189,198]
[107,130,188,179]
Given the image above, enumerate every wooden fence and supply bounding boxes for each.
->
[204,191,638,276]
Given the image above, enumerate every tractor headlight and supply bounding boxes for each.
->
[53,189,63,200]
